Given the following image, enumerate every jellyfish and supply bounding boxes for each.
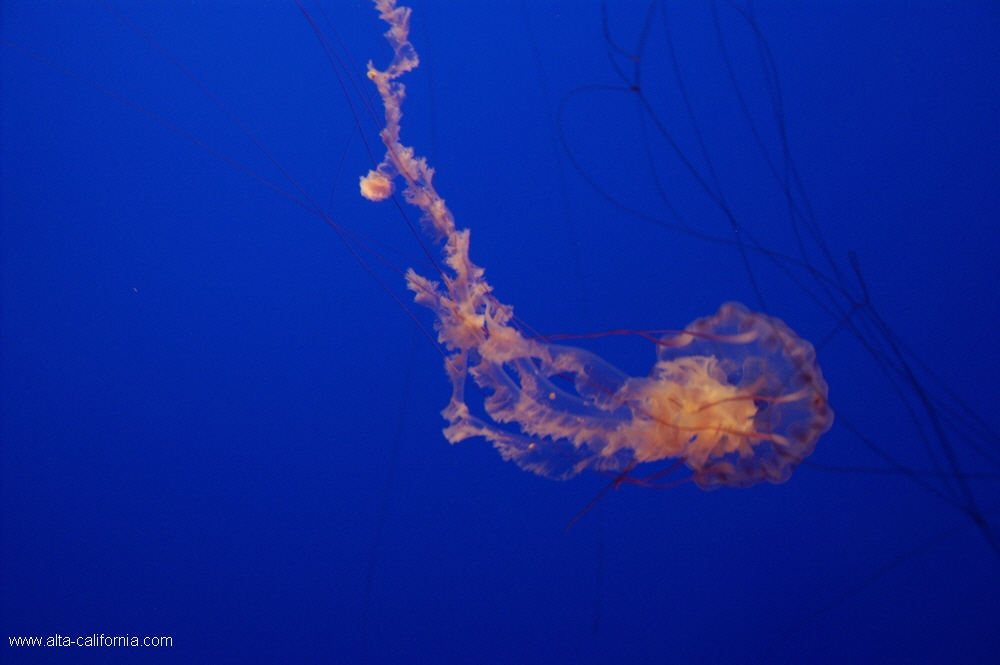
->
[359,0,831,490]
[5,3,996,663]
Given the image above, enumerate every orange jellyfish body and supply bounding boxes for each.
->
[362,0,832,489]
[644,303,832,488]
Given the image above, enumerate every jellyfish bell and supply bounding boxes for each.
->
[629,302,832,489]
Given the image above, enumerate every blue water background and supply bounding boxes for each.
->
[3,2,999,663]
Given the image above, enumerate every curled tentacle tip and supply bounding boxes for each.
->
[360,170,394,201]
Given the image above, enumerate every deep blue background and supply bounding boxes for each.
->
[3,2,999,663]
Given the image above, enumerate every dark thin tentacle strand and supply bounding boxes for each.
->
[566,0,998,558]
